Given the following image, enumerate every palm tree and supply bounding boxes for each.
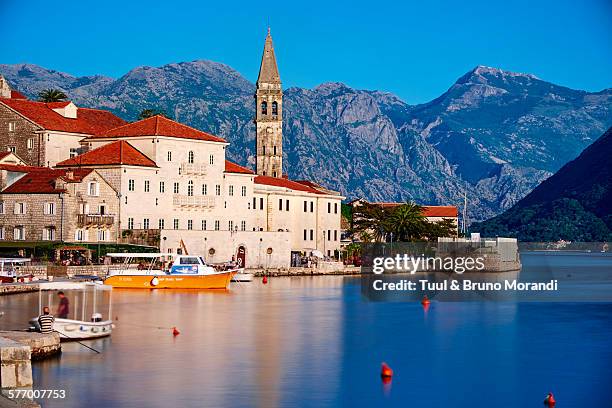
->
[138,108,167,120]
[387,202,427,241]
[38,89,67,102]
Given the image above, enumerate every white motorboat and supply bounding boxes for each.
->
[29,281,114,341]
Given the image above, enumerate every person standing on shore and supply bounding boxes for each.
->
[57,291,69,319]
[37,307,54,334]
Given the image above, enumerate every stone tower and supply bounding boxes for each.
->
[255,28,283,177]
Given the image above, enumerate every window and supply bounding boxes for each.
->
[260,197,264,210]
[273,171,277,177]
[303,201,307,212]
[99,205,106,215]
[261,101,267,115]
[187,180,194,196]
[159,219,165,230]
[159,181,165,193]
[44,202,55,215]
[173,219,179,230]
[202,184,207,195]
[27,138,34,150]
[0,202,3,214]
[273,146,277,155]
[14,227,25,241]
[0,227,4,240]
[127,218,134,229]
[144,180,150,192]
[88,182,99,196]
[263,146,266,155]
[214,220,220,231]
[286,199,289,211]
[201,220,207,230]
[8,122,16,132]
[69,147,78,158]
[187,220,193,230]
[143,218,150,229]
[310,202,314,212]
[229,185,234,196]
[241,186,247,196]
[188,151,194,164]
[215,185,221,196]
[272,101,278,115]
[309,229,314,241]
[328,230,331,241]
[240,221,246,231]
[7,146,16,153]
[303,229,307,240]
[334,230,338,241]
[97,229,107,241]
[43,227,56,241]
[75,229,84,241]
[253,197,257,209]
[14,202,26,215]
[279,199,283,211]
[128,179,135,192]
[174,182,180,194]
[209,154,214,165]
[334,203,338,214]
[229,220,234,231]
[328,202,331,213]
[167,151,172,161]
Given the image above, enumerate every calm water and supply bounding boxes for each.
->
[1,253,612,407]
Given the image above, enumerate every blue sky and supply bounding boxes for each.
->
[1,0,610,103]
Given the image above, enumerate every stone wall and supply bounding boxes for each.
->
[0,193,62,241]
[0,337,32,388]
[0,104,43,166]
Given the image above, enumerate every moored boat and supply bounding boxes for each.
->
[103,253,239,289]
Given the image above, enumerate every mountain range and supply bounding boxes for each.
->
[1,62,610,222]
[473,126,612,241]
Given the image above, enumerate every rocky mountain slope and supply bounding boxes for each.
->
[473,126,612,241]
[1,62,610,221]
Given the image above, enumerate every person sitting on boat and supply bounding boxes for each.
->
[37,307,54,334]
[137,262,146,270]
[56,291,69,319]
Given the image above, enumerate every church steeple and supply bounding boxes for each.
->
[255,29,283,178]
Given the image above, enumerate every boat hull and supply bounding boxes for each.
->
[29,318,113,341]
[104,271,235,289]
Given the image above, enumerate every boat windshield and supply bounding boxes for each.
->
[180,257,201,265]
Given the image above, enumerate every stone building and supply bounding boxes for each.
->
[0,164,119,243]
[255,29,283,177]
[0,80,126,167]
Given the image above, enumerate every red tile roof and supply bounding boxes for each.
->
[0,152,11,160]
[0,163,39,172]
[91,115,226,143]
[224,160,254,174]
[10,90,27,100]
[254,175,325,194]
[2,167,92,194]
[377,202,458,217]
[0,98,126,135]
[55,140,157,168]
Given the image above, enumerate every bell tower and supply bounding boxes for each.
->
[255,28,283,177]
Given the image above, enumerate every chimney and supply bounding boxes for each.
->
[0,75,11,98]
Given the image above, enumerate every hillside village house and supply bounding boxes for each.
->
[0,76,126,167]
[0,31,344,268]
[0,164,119,243]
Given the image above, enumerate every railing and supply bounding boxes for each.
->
[172,195,215,208]
[180,162,207,175]
[77,214,115,226]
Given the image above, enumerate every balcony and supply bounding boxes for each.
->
[77,214,115,226]
[172,195,215,208]
[180,162,207,176]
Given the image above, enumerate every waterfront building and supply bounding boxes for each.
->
[0,164,119,242]
[0,78,126,167]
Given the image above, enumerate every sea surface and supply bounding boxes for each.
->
[1,252,611,407]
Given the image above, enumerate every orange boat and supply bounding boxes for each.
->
[103,253,238,290]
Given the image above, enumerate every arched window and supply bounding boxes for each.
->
[272,101,278,115]
[261,101,267,115]
[188,151,194,164]
[187,180,194,196]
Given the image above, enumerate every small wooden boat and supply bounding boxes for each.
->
[29,282,114,341]
[104,253,239,289]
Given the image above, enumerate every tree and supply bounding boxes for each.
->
[387,202,427,241]
[422,218,458,241]
[138,108,167,120]
[38,89,67,102]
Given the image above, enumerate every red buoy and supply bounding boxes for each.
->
[262,276,268,284]
[380,362,393,378]
[172,327,180,336]
[421,295,431,306]
[544,392,556,406]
